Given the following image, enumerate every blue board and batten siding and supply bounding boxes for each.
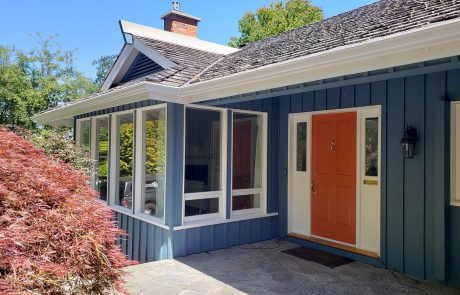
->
[207,62,460,286]
[74,59,460,286]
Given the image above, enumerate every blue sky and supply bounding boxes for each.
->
[0,0,376,78]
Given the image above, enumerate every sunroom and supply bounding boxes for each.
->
[74,102,269,229]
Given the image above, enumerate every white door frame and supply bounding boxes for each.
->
[287,105,381,255]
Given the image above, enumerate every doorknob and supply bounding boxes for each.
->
[311,180,317,196]
[330,140,336,152]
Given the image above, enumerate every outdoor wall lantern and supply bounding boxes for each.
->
[400,125,417,159]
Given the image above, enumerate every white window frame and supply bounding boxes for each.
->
[90,114,110,199]
[109,109,136,213]
[451,102,460,206]
[134,104,168,224]
[230,109,268,217]
[183,105,227,224]
[75,117,91,149]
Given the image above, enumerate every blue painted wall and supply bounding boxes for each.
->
[75,59,460,287]
[209,64,460,286]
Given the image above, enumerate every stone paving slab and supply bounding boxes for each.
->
[124,240,460,295]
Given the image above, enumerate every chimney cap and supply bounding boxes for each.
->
[160,10,201,22]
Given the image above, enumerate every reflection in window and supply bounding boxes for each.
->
[185,198,219,217]
[79,120,91,152]
[296,122,307,172]
[232,194,260,211]
[95,117,109,201]
[365,118,378,177]
[116,113,134,209]
[142,108,166,218]
[232,112,263,211]
[184,108,221,194]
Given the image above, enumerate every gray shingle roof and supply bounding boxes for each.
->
[191,0,460,83]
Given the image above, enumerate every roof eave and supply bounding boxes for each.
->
[181,18,460,103]
[31,82,182,126]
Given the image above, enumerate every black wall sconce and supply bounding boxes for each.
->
[400,125,417,159]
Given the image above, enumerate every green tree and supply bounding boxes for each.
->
[0,34,97,128]
[228,0,324,48]
[92,54,117,87]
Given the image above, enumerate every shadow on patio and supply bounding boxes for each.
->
[124,240,459,295]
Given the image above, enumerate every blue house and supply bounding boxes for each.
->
[33,0,460,287]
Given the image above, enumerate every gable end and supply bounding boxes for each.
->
[115,52,163,86]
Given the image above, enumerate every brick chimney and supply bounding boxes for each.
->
[161,2,201,37]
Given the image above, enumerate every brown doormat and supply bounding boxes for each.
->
[282,247,354,268]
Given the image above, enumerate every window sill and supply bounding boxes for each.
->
[451,201,460,207]
[110,206,170,230]
[173,212,279,231]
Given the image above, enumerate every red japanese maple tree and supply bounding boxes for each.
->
[0,128,135,294]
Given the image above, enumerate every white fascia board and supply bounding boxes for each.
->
[120,20,238,55]
[31,82,181,126]
[100,45,137,92]
[181,18,460,103]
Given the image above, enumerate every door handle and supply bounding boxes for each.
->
[310,180,317,196]
[330,140,336,152]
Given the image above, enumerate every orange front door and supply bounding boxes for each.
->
[311,112,357,245]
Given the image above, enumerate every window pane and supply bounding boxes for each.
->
[296,122,307,172]
[365,118,378,177]
[95,117,109,201]
[232,113,263,190]
[80,120,91,152]
[185,198,219,217]
[184,108,221,193]
[142,108,166,218]
[232,194,260,211]
[116,113,134,209]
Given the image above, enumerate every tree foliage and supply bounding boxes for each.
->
[228,0,324,48]
[92,54,117,87]
[0,34,97,128]
[0,128,135,294]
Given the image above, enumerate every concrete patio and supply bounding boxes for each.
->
[124,240,460,295]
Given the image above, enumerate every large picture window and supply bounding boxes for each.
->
[94,116,109,201]
[183,106,226,222]
[135,106,167,220]
[232,111,267,214]
[111,111,135,210]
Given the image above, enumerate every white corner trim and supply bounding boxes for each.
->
[120,20,238,55]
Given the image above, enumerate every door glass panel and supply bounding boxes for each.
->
[296,122,307,172]
[185,198,219,216]
[95,117,109,201]
[142,108,166,218]
[116,113,134,209]
[365,117,378,177]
